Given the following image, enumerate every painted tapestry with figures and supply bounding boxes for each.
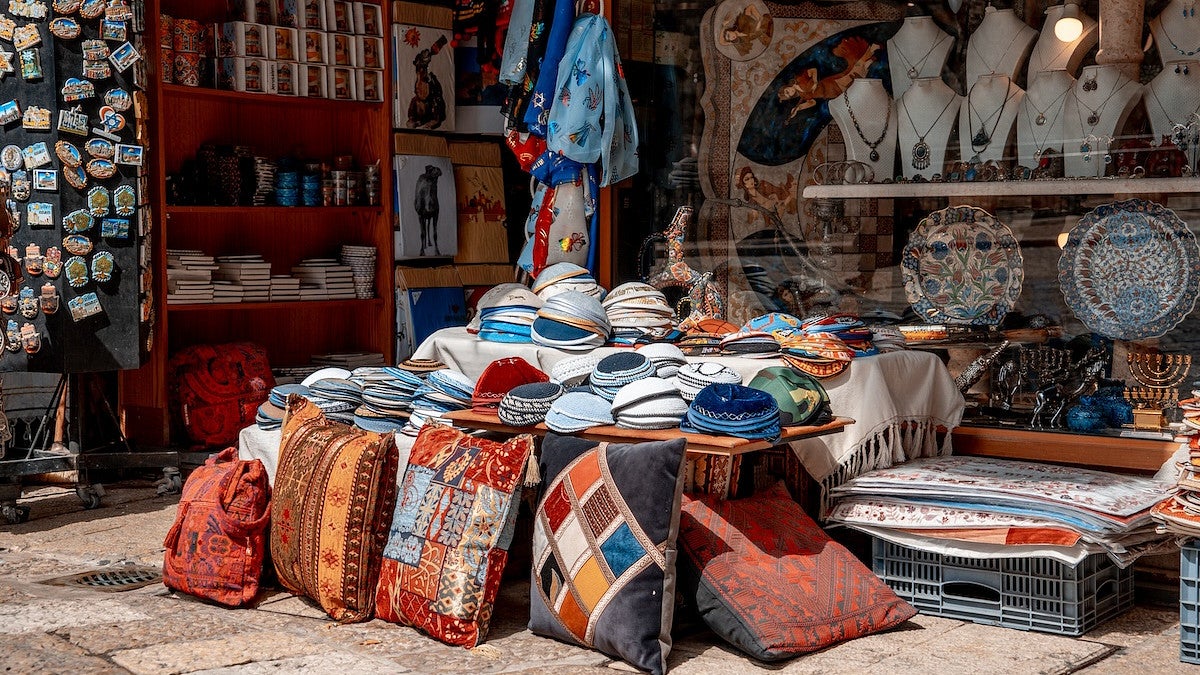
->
[698,0,904,324]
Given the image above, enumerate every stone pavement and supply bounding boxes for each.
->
[0,484,1193,675]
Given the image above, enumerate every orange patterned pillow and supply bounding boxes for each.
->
[270,395,399,622]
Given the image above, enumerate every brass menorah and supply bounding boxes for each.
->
[1124,351,1191,430]
[1019,347,1069,383]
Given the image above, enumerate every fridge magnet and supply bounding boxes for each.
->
[7,320,20,352]
[57,107,88,135]
[85,137,114,159]
[0,100,20,125]
[63,209,92,233]
[21,105,49,130]
[1,295,15,315]
[115,143,142,166]
[103,87,130,110]
[68,292,103,320]
[22,142,51,169]
[61,77,96,102]
[87,185,109,215]
[11,171,29,200]
[49,17,81,40]
[101,19,125,42]
[40,283,57,314]
[82,39,109,61]
[83,60,111,79]
[105,0,133,21]
[19,49,42,80]
[86,158,116,179]
[9,0,49,18]
[23,246,41,276]
[19,287,37,317]
[64,255,88,287]
[91,250,113,282]
[0,50,14,79]
[1,145,22,171]
[20,322,40,354]
[79,0,103,19]
[64,165,87,189]
[100,216,128,238]
[53,0,81,13]
[97,105,124,133]
[0,18,15,42]
[63,234,92,255]
[43,247,60,278]
[113,184,134,215]
[13,25,41,51]
[33,169,56,191]
[108,41,140,72]
[26,201,52,226]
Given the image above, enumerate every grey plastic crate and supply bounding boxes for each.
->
[872,538,1134,636]
[1181,540,1200,664]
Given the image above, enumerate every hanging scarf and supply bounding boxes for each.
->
[521,0,576,136]
[499,0,536,85]
[545,12,639,186]
[501,0,556,129]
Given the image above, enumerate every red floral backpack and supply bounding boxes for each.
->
[168,342,275,447]
[163,448,271,607]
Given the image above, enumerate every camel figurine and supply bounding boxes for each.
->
[1030,348,1107,429]
[645,206,727,330]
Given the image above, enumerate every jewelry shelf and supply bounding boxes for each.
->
[801,176,1200,199]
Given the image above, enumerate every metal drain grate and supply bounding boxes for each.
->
[40,565,162,592]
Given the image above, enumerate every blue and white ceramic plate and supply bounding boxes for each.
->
[1059,199,1200,340]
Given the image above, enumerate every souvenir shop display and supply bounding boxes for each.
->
[166,145,380,207]
[958,74,1023,165]
[1063,65,1141,177]
[827,77,896,173]
[885,15,953,98]
[0,0,147,372]
[964,5,1037,84]
[1150,0,1200,66]
[895,77,960,179]
[1015,68,1074,168]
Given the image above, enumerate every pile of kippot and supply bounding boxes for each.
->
[681,383,781,442]
[611,377,688,430]
[531,290,611,350]
[545,391,615,433]
[473,284,543,344]
[498,381,565,427]
[533,262,606,301]
[673,361,742,402]
[589,352,656,402]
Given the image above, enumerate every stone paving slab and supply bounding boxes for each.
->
[109,630,327,675]
[190,651,408,675]
[0,630,131,675]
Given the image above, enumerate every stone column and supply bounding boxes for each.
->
[1096,0,1145,79]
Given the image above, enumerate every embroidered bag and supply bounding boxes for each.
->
[169,342,275,447]
[162,447,271,607]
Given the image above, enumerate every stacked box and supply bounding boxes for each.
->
[1182,540,1200,664]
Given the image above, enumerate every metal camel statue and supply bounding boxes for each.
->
[644,206,727,332]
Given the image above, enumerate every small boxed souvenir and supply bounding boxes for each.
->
[301,0,325,29]
[300,29,326,63]
[356,35,383,69]
[330,32,354,66]
[352,2,383,35]
[330,0,352,32]
[217,57,273,93]
[327,65,355,100]
[232,0,275,23]
[299,64,327,97]
[273,61,299,96]
[357,68,383,102]
[274,0,300,28]
[215,21,268,58]
[270,26,299,61]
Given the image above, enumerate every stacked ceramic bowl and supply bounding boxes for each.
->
[602,282,674,342]
[531,291,610,351]
[403,368,476,436]
[532,262,607,301]
[340,245,377,300]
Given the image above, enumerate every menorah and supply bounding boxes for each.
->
[1124,351,1191,430]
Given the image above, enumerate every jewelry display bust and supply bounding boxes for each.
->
[1026,3,1097,85]
[958,73,1023,164]
[896,77,961,179]
[886,15,954,99]
[1016,68,1074,168]
[965,6,1038,84]
[1151,0,1200,66]
[1063,64,1141,177]
[1144,61,1200,144]
[827,77,896,176]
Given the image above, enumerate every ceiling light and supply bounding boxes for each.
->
[1055,2,1084,42]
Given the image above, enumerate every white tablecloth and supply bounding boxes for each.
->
[414,327,966,497]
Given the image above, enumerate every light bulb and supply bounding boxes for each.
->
[1055,4,1084,42]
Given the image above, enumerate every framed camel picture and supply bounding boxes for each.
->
[394,134,457,259]
[392,4,456,131]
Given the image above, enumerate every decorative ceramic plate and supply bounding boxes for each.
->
[902,205,1024,325]
[1058,199,1200,340]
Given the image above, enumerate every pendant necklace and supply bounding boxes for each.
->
[1148,80,1200,149]
[1024,96,1066,161]
[1160,18,1200,57]
[1024,84,1070,126]
[1076,77,1133,161]
[891,32,950,79]
[968,28,1024,75]
[842,90,890,162]
[967,80,1016,152]
[900,93,956,170]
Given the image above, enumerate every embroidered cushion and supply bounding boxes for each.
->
[375,424,535,647]
[678,482,916,661]
[270,395,399,623]
[529,433,687,675]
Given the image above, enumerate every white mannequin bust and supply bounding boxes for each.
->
[1063,65,1141,177]
[958,74,1023,164]
[1144,60,1200,144]
[896,77,961,178]
[887,16,954,98]
[1151,0,1200,66]
[1016,69,1075,168]
[1026,4,1098,85]
[827,78,897,178]
[965,6,1038,84]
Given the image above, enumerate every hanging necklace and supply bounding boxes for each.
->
[1023,96,1066,160]
[966,79,1016,151]
[1148,81,1200,149]
[900,93,956,170]
[1023,83,1070,126]
[842,90,890,162]
[1160,18,1200,57]
[891,32,950,79]
[1076,75,1132,128]
[968,28,1024,75]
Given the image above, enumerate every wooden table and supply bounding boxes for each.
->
[442,409,852,458]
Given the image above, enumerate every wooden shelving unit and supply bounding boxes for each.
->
[119,0,395,446]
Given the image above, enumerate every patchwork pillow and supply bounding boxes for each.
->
[529,433,688,675]
[375,424,535,647]
[270,395,399,623]
[678,482,917,661]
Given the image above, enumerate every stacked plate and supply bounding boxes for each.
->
[403,368,476,436]
[532,262,606,301]
[340,245,377,300]
[602,282,674,342]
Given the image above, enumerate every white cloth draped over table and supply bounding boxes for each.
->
[413,327,966,500]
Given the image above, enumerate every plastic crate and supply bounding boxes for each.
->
[872,538,1134,636]
[1181,540,1200,664]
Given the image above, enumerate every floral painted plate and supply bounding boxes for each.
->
[901,205,1024,326]
[1058,199,1200,340]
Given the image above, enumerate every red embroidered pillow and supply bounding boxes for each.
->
[374,424,535,647]
[678,482,916,661]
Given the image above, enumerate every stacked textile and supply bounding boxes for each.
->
[474,284,543,344]
[589,352,655,401]
[776,332,856,379]
[256,383,309,430]
[673,362,742,402]
[350,367,422,433]
[498,382,565,427]
[306,378,363,425]
[549,353,604,387]
[403,369,477,436]
[471,357,549,412]
[1151,398,1200,537]
[611,377,688,430]
[602,282,674,342]
[533,262,606,301]
[719,330,780,358]
[681,383,781,442]
[869,325,909,353]
[636,343,687,379]
[545,390,614,433]
[828,457,1171,567]
[801,314,877,356]
[530,291,610,350]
